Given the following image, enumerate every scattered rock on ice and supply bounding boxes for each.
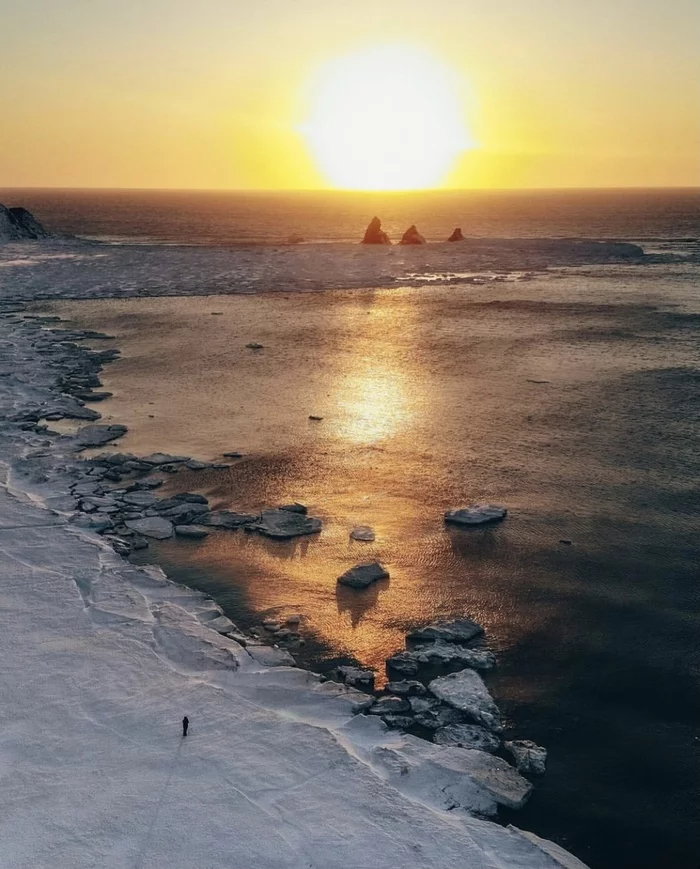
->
[448,227,465,242]
[279,502,307,514]
[403,641,496,671]
[429,670,503,733]
[368,695,411,716]
[386,651,419,676]
[434,723,501,753]
[140,452,189,466]
[400,224,427,245]
[444,505,507,526]
[174,525,209,539]
[350,525,375,541]
[121,491,159,508]
[124,517,174,539]
[504,739,548,775]
[362,216,391,245]
[408,618,484,644]
[337,562,389,589]
[335,665,376,689]
[386,680,426,696]
[74,424,128,448]
[251,509,322,539]
[201,510,258,529]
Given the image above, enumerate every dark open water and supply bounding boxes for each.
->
[18,188,700,869]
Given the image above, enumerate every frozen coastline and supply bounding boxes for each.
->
[0,315,591,866]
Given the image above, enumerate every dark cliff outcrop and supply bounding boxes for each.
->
[400,224,426,245]
[448,227,465,242]
[362,217,391,245]
[0,204,50,241]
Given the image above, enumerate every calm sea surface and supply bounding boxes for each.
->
[22,189,700,869]
[3,187,699,244]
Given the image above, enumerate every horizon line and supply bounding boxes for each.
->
[1,185,698,194]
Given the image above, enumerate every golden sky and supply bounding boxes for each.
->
[1,0,698,189]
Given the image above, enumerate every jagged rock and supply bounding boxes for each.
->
[444,505,507,526]
[448,227,465,242]
[124,517,174,539]
[429,670,503,733]
[408,696,439,714]
[71,391,112,402]
[251,509,322,539]
[504,739,548,775]
[402,641,496,671]
[185,460,209,470]
[139,452,189,466]
[74,424,128,448]
[70,515,114,533]
[382,714,415,730]
[413,704,465,731]
[362,216,391,245]
[201,510,258,529]
[335,665,375,689]
[386,680,426,696]
[246,342,264,350]
[121,491,159,508]
[174,525,209,539]
[434,723,501,753]
[400,224,426,245]
[408,618,484,645]
[441,748,533,811]
[0,204,50,241]
[367,696,411,716]
[386,652,419,677]
[173,493,209,504]
[279,503,307,514]
[350,525,375,541]
[337,562,389,589]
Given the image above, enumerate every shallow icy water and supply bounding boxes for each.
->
[43,265,700,869]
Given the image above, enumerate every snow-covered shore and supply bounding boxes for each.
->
[0,306,589,868]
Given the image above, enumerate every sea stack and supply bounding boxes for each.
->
[448,227,465,242]
[362,216,391,245]
[400,224,426,245]
[0,204,49,241]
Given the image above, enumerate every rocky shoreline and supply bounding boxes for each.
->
[3,302,549,811]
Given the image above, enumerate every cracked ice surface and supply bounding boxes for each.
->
[0,312,589,868]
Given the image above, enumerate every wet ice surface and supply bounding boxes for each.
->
[0,235,651,301]
[0,311,590,869]
[36,259,700,869]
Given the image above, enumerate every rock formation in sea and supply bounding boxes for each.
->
[362,216,391,245]
[400,224,427,245]
[0,204,50,241]
[448,227,465,241]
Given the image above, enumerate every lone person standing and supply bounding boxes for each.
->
[182,716,189,737]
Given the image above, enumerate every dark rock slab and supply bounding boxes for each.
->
[124,517,174,539]
[444,505,507,526]
[408,618,484,644]
[201,510,259,529]
[75,424,128,448]
[434,723,501,753]
[251,509,322,539]
[337,562,389,589]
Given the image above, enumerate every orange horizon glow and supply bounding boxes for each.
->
[1,1,698,191]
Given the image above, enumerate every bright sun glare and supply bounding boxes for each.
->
[304,45,472,191]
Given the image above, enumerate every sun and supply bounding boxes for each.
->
[303,44,472,191]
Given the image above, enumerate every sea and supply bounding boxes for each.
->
[3,187,700,869]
